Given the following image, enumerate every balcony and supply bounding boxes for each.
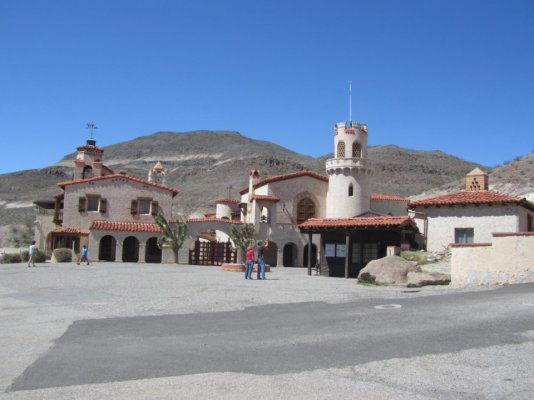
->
[325,158,372,170]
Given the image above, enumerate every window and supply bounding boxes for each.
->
[352,142,361,158]
[337,141,345,158]
[131,199,158,215]
[297,198,315,224]
[528,215,533,232]
[348,183,353,197]
[455,228,474,244]
[138,199,151,215]
[363,243,378,264]
[82,166,94,179]
[87,196,100,212]
[79,196,106,213]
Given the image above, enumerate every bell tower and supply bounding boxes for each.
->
[325,121,373,218]
[73,138,105,180]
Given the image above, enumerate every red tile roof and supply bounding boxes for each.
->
[76,145,104,153]
[185,217,243,225]
[90,221,163,232]
[251,194,280,202]
[409,190,524,207]
[371,193,407,201]
[204,211,216,217]
[240,170,328,194]
[299,215,413,229]
[51,227,90,235]
[57,173,179,196]
[216,198,240,204]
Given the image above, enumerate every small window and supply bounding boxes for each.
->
[138,199,151,215]
[348,183,353,197]
[352,142,361,158]
[87,196,100,212]
[337,141,346,158]
[455,228,474,244]
[82,166,94,179]
[528,214,533,232]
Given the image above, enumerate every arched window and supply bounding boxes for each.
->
[352,142,361,158]
[297,198,315,224]
[82,166,94,179]
[337,141,345,158]
[348,183,353,197]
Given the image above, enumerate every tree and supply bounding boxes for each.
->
[229,223,256,262]
[154,214,187,264]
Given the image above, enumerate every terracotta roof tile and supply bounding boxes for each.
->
[51,227,90,235]
[240,170,328,194]
[57,173,179,196]
[371,193,407,201]
[251,194,280,202]
[76,145,104,153]
[410,190,523,207]
[185,217,242,225]
[90,221,163,232]
[299,215,412,229]
[216,198,240,204]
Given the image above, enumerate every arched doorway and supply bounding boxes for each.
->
[99,235,116,261]
[263,241,278,267]
[122,236,139,262]
[145,237,162,263]
[283,243,298,267]
[303,243,318,269]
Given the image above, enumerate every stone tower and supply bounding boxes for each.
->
[73,138,105,180]
[148,161,168,185]
[326,121,373,218]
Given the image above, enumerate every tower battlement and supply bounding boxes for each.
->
[334,121,368,136]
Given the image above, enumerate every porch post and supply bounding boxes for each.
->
[307,232,312,276]
[344,232,349,279]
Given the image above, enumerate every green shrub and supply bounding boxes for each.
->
[53,248,72,263]
[400,250,428,265]
[1,253,22,263]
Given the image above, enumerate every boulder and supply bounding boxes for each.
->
[407,271,451,287]
[358,256,420,285]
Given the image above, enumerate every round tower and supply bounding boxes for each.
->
[326,121,373,218]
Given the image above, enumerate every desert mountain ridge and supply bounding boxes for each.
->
[0,130,532,229]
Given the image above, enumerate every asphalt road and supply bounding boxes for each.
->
[9,283,534,393]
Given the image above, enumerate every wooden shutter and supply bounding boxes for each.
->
[131,199,138,215]
[99,198,107,213]
[78,197,86,212]
[151,201,159,216]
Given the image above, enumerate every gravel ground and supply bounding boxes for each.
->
[1,262,531,400]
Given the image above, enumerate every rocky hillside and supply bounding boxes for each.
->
[0,129,500,233]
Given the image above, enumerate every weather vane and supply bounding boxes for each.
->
[86,122,98,139]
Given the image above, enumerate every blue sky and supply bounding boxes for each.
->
[1,0,533,174]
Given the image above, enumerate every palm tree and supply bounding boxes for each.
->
[154,214,187,264]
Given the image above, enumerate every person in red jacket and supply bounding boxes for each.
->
[244,244,254,279]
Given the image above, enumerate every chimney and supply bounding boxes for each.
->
[465,168,488,191]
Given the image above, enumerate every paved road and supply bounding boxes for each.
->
[8,282,534,394]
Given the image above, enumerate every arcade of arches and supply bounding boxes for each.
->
[98,235,162,263]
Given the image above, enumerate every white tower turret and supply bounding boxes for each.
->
[325,121,373,218]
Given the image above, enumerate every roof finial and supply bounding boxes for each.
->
[86,122,98,140]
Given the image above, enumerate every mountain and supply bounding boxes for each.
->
[0,129,504,234]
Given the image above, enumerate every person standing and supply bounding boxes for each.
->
[78,245,90,265]
[27,240,37,268]
[244,244,254,279]
[256,240,268,280]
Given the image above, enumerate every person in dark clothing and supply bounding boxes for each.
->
[256,240,268,280]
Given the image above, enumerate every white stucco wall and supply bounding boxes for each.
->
[414,204,520,251]
[451,233,534,286]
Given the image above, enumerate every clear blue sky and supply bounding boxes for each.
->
[1,0,533,174]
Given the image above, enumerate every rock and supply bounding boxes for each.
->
[358,256,421,285]
[406,271,451,287]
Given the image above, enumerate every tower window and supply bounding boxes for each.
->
[297,198,315,224]
[348,184,353,197]
[352,142,361,158]
[337,141,346,158]
[82,166,94,179]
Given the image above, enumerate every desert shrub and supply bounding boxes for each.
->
[400,250,428,265]
[1,253,22,263]
[53,248,72,263]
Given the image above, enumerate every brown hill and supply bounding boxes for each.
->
[0,130,494,232]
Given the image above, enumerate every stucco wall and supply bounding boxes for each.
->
[451,233,534,286]
[414,204,519,251]
[62,177,174,229]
